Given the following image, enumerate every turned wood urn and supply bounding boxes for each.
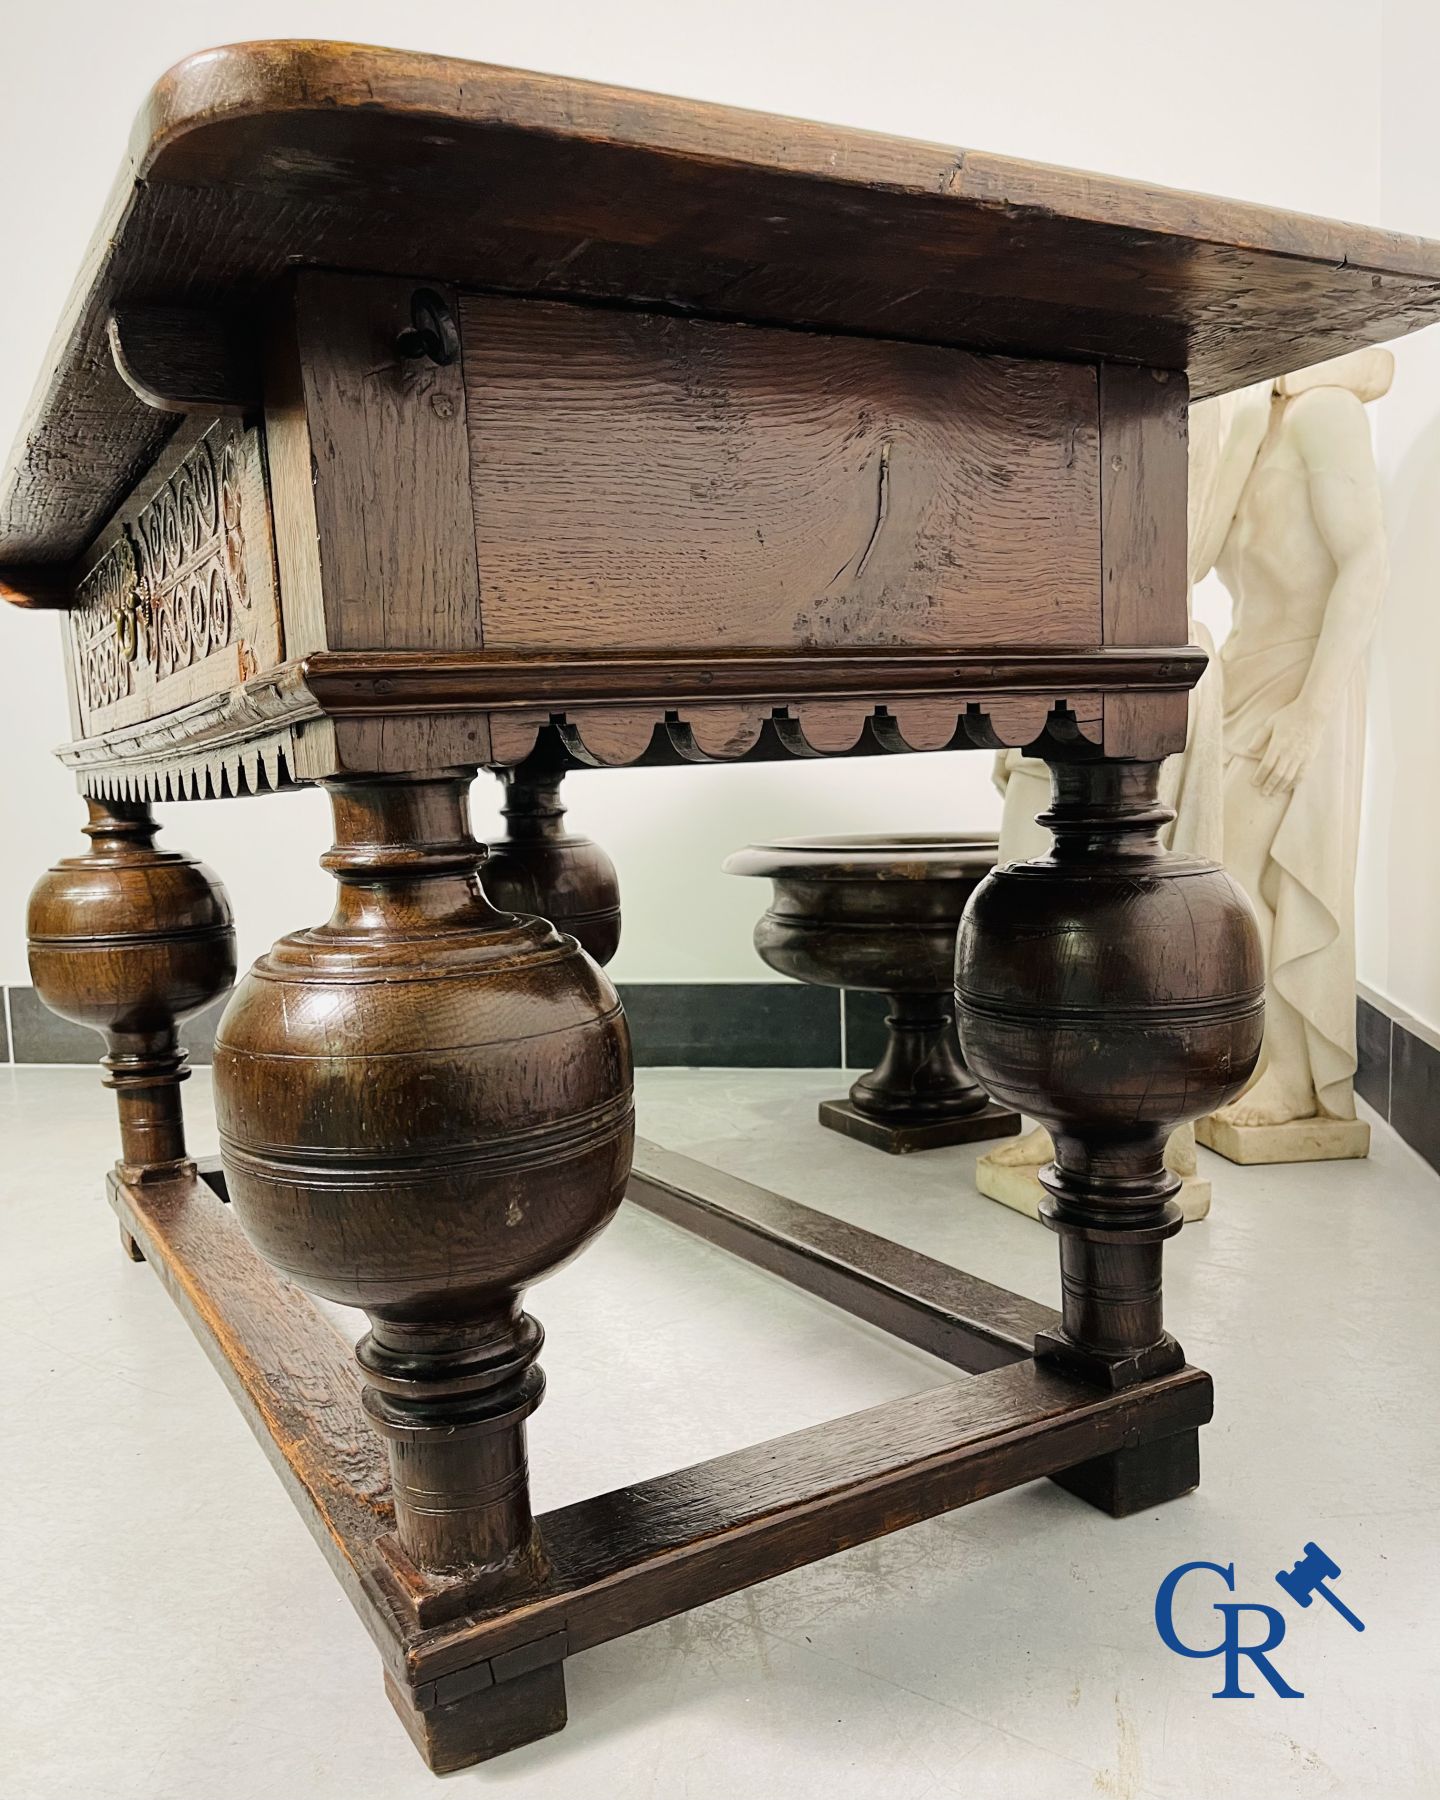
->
[480,771,621,967]
[27,798,236,1174]
[725,834,1021,1152]
[955,768,1265,1210]
[955,762,1264,1379]
[27,799,236,1047]
[213,776,635,1576]
[213,778,634,1322]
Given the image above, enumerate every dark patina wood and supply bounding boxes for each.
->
[107,305,260,416]
[27,798,235,1181]
[726,834,1022,1151]
[211,774,634,1581]
[626,1139,1050,1370]
[479,768,621,967]
[7,40,1440,575]
[8,36,1431,1776]
[109,1157,1211,1770]
[956,758,1265,1389]
[460,296,1101,655]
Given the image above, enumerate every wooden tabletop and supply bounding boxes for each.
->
[6,37,1440,576]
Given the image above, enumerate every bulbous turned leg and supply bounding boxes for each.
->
[481,768,621,966]
[358,1310,546,1581]
[213,773,634,1606]
[26,797,237,1200]
[956,758,1263,1511]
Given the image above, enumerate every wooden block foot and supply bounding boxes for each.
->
[119,1222,145,1262]
[1051,1426,1200,1517]
[818,1096,1022,1154]
[111,1156,1214,1769]
[385,1663,567,1773]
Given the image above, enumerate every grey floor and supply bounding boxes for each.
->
[2,1065,1436,1800]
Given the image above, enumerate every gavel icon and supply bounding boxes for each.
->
[1275,1542,1365,1632]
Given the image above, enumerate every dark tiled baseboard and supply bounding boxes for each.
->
[0,982,847,1072]
[843,990,891,1071]
[619,982,840,1067]
[7,980,1439,1176]
[1354,996,1392,1117]
[1355,991,1440,1176]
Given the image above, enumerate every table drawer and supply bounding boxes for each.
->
[461,295,1102,655]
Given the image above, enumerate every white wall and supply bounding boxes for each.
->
[1357,0,1440,1035]
[0,0,1384,986]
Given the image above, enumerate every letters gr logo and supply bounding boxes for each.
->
[1154,1561,1303,1698]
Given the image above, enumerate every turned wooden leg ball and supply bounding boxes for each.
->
[27,796,236,1184]
[213,774,634,1582]
[955,760,1264,1388]
[480,768,621,966]
[724,834,1022,1153]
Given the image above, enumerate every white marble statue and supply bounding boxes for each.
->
[1193,348,1392,1165]
[974,395,1234,1221]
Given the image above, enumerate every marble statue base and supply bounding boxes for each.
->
[974,1154,1212,1223]
[1195,1113,1370,1165]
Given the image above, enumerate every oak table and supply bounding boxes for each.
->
[8,41,1439,1773]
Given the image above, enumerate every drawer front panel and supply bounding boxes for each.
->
[462,296,1101,654]
[67,417,282,738]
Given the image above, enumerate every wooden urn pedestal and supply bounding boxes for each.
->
[725,835,1022,1153]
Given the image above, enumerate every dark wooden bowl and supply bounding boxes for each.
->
[724,834,1021,1153]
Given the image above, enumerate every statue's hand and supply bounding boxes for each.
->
[1252,700,1321,797]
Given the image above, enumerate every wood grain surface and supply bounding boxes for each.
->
[413,1358,1214,1682]
[105,1145,1213,1767]
[6,38,1440,572]
[1097,363,1192,756]
[271,274,482,655]
[107,305,258,415]
[463,297,1099,653]
[47,641,1196,797]
[627,1138,1052,1370]
[108,1165,402,1649]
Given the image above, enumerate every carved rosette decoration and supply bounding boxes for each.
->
[141,427,248,678]
[73,533,142,711]
[70,423,255,721]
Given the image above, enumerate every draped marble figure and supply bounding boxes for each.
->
[981,349,1390,1191]
[1194,348,1391,1163]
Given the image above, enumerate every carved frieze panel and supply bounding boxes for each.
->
[68,418,282,737]
[484,696,1104,769]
